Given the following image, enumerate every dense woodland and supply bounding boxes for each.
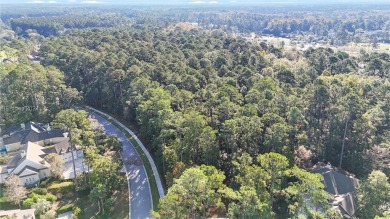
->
[2,5,390,45]
[1,4,390,219]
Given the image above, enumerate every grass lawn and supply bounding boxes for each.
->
[87,108,161,211]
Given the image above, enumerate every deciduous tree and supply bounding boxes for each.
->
[4,175,27,208]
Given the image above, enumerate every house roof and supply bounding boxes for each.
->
[24,142,49,164]
[7,153,24,169]
[2,122,64,145]
[312,164,359,195]
[2,122,46,136]
[3,130,29,145]
[312,163,359,217]
[42,140,80,155]
[6,142,50,175]
[38,129,64,141]
[19,167,39,177]
[333,193,357,217]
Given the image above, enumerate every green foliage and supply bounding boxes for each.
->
[47,181,74,194]
[30,188,48,195]
[0,154,11,165]
[2,9,389,217]
[52,109,92,144]
[56,203,74,214]
[231,153,331,218]
[86,148,124,215]
[358,170,390,219]
[0,63,80,126]
[153,165,226,218]
[72,206,81,219]
[32,198,51,215]
[23,193,56,208]
[285,166,331,217]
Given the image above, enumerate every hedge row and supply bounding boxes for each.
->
[57,203,74,214]
[48,181,74,193]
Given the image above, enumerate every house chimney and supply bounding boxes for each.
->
[21,123,25,130]
[21,150,26,158]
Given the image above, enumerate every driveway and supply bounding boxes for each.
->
[63,158,90,180]
[89,112,152,219]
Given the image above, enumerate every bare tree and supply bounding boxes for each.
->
[294,145,313,168]
[4,175,27,208]
[45,153,65,179]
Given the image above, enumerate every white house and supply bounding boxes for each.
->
[0,140,85,186]
[0,142,51,186]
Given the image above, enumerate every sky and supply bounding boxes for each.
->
[1,0,390,5]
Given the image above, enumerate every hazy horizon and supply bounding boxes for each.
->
[2,0,390,5]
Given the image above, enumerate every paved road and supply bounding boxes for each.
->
[90,112,152,219]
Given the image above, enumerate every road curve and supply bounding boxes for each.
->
[88,110,152,219]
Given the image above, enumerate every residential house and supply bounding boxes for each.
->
[0,122,66,153]
[312,163,359,218]
[0,142,51,186]
[0,140,85,185]
[42,141,84,163]
[0,209,36,219]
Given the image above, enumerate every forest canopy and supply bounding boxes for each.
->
[1,4,390,218]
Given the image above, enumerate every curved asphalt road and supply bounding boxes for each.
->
[90,112,152,219]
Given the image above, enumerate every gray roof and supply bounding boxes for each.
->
[42,141,77,155]
[333,193,357,217]
[37,129,64,141]
[2,122,64,146]
[312,164,358,195]
[312,163,359,217]
[3,130,30,145]
[2,122,46,136]
[16,165,43,176]
[6,153,24,168]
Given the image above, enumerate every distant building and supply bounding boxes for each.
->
[0,209,36,219]
[312,163,359,218]
[0,122,67,153]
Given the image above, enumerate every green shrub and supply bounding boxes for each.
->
[57,203,74,214]
[48,181,74,194]
[0,196,8,203]
[22,193,57,207]
[44,193,57,202]
[73,206,81,219]
[31,188,48,195]
[39,178,54,187]
[23,198,35,208]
